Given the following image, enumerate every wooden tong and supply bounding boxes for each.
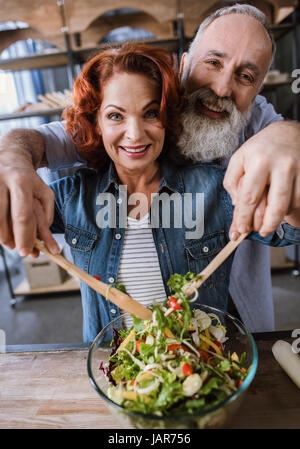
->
[183,233,249,297]
[35,232,248,320]
[34,239,153,321]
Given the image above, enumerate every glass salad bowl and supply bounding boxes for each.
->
[87,304,258,429]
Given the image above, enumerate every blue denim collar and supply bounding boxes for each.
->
[98,162,120,193]
[158,157,185,194]
[99,158,185,194]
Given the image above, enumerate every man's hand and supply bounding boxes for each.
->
[224,121,300,237]
[0,162,60,256]
[0,130,60,256]
[229,179,268,240]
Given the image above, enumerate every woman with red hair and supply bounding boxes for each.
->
[49,43,300,342]
[63,43,183,170]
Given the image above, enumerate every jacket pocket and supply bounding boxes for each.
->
[184,231,227,289]
[65,225,98,272]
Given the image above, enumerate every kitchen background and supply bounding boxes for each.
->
[0,0,299,346]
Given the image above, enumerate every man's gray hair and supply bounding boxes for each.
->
[188,3,276,62]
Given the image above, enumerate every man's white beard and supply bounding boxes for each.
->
[177,88,253,162]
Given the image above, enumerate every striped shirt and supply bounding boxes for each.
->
[117,213,167,328]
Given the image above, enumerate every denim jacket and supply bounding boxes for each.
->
[50,159,300,342]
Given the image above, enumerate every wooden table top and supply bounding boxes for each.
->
[0,331,299,429]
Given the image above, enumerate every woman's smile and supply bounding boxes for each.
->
[119,144,151,157]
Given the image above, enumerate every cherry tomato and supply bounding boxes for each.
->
[93,275,102,281]
[136,339,146,353]
[168,296,182,310]
[168,344,188,352]
[198,349,209,362]
[182,362,193,376]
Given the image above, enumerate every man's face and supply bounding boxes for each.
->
[178,14,273,161]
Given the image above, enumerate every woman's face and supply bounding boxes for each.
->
[97,72,165,174]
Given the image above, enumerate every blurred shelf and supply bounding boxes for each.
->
[271,23,294,31]
[271,22,294,40]
[0,23,293,73]
[13,276,80,296]
[0,51,72,71]
[0,108,64,121]
[0,38,184,72]
[262,79,293,92]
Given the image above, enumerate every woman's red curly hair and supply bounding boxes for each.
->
[63,43,184,170]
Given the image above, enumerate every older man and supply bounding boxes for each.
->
[0,4,299,331]
[176,4,285,330]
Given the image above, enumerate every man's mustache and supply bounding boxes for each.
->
[187,88,235,115]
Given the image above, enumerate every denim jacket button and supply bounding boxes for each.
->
[109,277,115,283]
[110,309,117,314]
[72,237,77,245]
[203,246,209,253]
[115,233,122,240]
[277,223,285,239]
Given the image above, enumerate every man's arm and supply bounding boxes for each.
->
[0,128,60,256]
[225,118,300,237]
[36,121,85,170]
[0,128,47,169]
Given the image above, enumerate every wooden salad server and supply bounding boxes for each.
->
[34,239,153,321]
[183,233,249,298]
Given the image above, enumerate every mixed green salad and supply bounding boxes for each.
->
[100,273,249,416]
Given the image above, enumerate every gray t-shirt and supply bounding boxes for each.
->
[37,95,283,332]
